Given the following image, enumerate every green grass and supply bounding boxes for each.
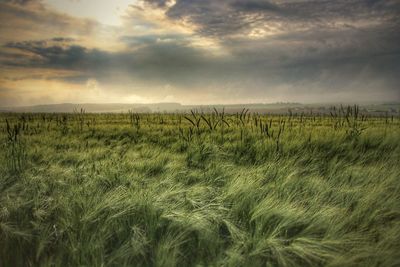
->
[0,109,399,266]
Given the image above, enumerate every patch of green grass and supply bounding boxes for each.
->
[0,110,399,266]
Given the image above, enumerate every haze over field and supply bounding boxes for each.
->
[1,102,399,115]
[1,0,399,106]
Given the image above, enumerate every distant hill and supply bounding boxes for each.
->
[0,103,183,113]
[1,102,399,114]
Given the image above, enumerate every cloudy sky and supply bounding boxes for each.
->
[0,0,399,106]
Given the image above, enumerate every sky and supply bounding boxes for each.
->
[0,0,399,106]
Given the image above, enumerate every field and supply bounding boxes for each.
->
[0,107,399,266]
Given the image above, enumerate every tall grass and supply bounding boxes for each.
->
[0,107,399,266]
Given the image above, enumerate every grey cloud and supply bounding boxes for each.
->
[5,37,75,50]
[3,30,399,102]
[141,0,400,38]
[0,0,37,4]
[2,0,400,102]
[51,37,75,42]
[141,0,400,100]
[120,34,189,47]
[145,0,169,8]
[2,41,103,71]
[0,1,98,43]
[1,37,217,86]
[230,1,282,13]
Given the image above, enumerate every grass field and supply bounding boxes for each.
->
[0,107,399,266]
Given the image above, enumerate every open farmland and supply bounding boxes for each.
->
[1,106,399,266]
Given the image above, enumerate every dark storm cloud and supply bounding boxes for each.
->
[5,37,75,50]
[1,37,219,87]
[142,0,400,37]
[1,0,399,103]
[4,26,399,101]
[3,39,112,72]
[138,0,400,100]
[230,1,281,13]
